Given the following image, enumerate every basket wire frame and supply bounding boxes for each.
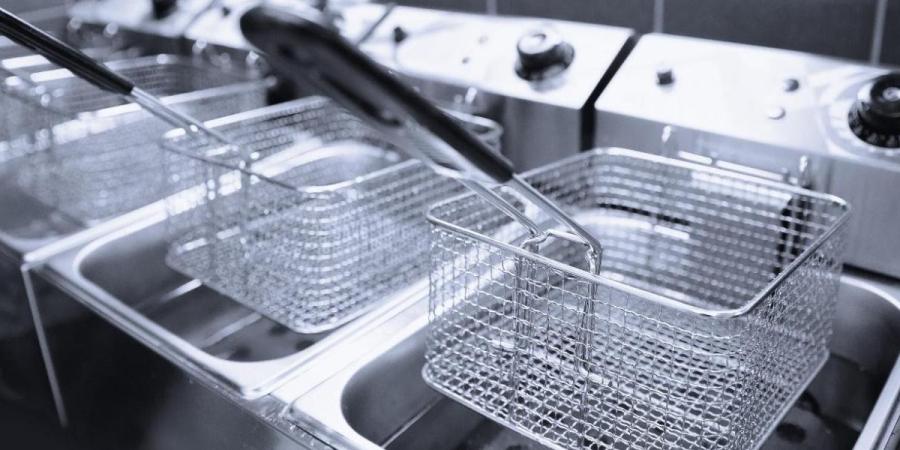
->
[163,98,500,333]
[0,55,266,224]
[424,148,849,450]
[0,55,256,155]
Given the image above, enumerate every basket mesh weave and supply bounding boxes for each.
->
[424,148,849,450]
[0,55,256,158]
[163,98,499,333]
[0,55,265,223]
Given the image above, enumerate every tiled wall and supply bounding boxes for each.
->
[882,0,900,64]
[393,0,900,65]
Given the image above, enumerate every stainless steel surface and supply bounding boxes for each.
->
[68,0,219,39]
[341,5,634,170]
[185,3,632,169]
[5,6,895,449]
[161,98,503,333]
[594,33,900,279]
[31,266,332,449]
[235,8,603,272]
[7,60,268,224]
[0,6,107,63]
[37,206,437,448]
[0,54,255,153]
[0,48,264,427]
[184,0,265,50]
[423,147,848,449]
[41,207,408,400]
[282,270,900,450]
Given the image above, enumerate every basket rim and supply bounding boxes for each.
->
[26,53,249,82]
[160,97,418,195]
[3,53,268,121]
[426,146,851,319]
[160,97,491,196]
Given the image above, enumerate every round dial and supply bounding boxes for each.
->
[849,72,900,148]
[515,27,574,81]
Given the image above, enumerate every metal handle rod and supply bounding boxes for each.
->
[128,88,235,155]
[240,5,604,264]
[509,175,603,263]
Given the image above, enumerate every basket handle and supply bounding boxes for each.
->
[239,4,604,263]
[240,4,514,184]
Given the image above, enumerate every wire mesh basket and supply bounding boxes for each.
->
[424,148,850,450]
[0,54,257,155]
[0,55,268,224]
[162,97,500,333]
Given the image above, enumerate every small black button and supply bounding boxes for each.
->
[783,78,800,92]
[656,67,674,86]
[392,26,408,45]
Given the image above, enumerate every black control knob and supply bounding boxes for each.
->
[152,0,178,19]
[515,27,574,81]
[849,72,900,148]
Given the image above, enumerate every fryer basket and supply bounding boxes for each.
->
[0,55,267,223]
[423,148,849,450]
[163,98,500,333]
[0,55,258,153]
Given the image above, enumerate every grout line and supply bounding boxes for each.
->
[871,0,889,64]
[653,0,665,33]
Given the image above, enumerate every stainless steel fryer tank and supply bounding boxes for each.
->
[283,269,900,450]
[593,33,900,281]
[0,51,269,424]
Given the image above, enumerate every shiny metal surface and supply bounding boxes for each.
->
[7,6,897,449]
[36,206,439,447]
[41,208,408,398]
[0,6,102,62]
[281,270,900,450]
[160,98,502,333]
[317,5,631,171]
[32,266,332,449]
[0,187,160,424]
[8,65,268,224]
[0,50,263,428]
[185,3,632,169]
[68,0,219,39]
[424,148,848,450]
[593,33,900,279]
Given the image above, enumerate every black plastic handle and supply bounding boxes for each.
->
[0,7,134,96]
[239,5,515,183]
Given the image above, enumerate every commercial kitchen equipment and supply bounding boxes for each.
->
[355,4,635,171]
[161,97,497,333]
[4,2,899,450]
[594,33,900,282]
[0,4,101,62]
[424,148,848,450]
[235,13,853,448]
[239,4,606,269]
[0,8,269,424]
[185,2,635,171]
[68,0,220,45]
